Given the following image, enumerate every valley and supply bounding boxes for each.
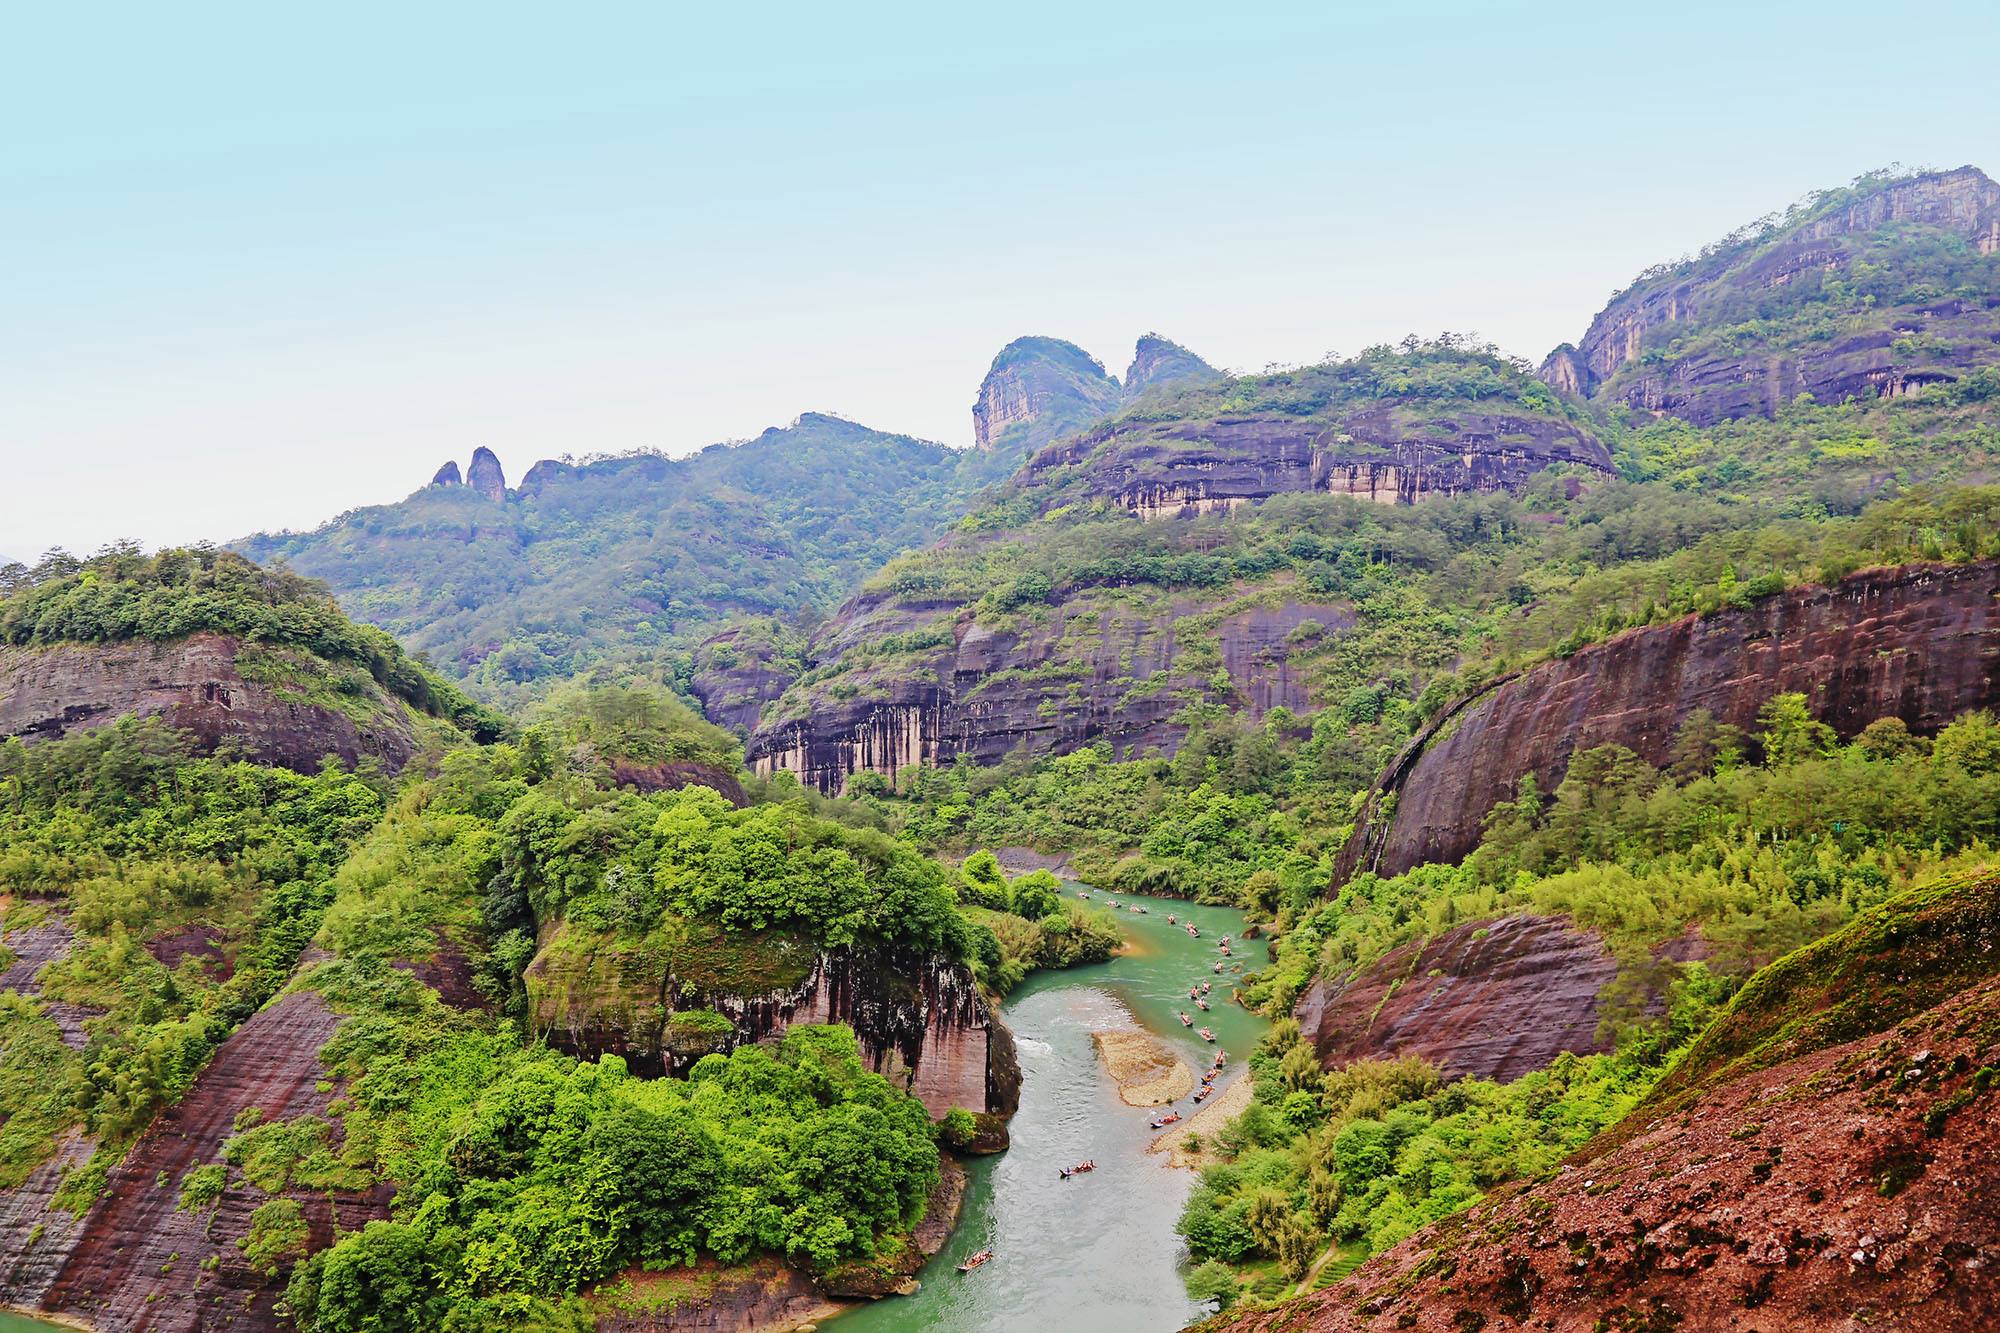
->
[4,162,2000,1333]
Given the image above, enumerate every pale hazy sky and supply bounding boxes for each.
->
[5,1,1997,560]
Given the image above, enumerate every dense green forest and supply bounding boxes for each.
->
[4,167,1999,1330]
[0,688,1121,1329]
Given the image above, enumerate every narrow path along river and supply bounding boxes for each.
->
[831,893,1268,1333]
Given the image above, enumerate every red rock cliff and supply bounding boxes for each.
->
[1294,916,1619,1082]
[1340,559,2000,883]
[527,936,1021,1136]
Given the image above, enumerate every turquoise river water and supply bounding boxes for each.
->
[831,892,1266,1333]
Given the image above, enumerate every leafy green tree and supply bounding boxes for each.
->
[1008,869,1062,921]
[1934,710,2000,776]
[956,850,1010,909]
[1757,692,1836,766]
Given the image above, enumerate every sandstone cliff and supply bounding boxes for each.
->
[1294,915,1619,1082]
[466,444,508,501]
[12,992,393,1332]
[689,623,805,737]
[1125,332,1218,392]
[429,459,461,486]
[745,588,1347,791]
[971,336,1127,453]
[1021,401,1611,519]
[1542,165,2000,425]
[0,632,435,773]
[1340,559,2000,883]
[526,927,1021,1136]
[740,350,1614,792]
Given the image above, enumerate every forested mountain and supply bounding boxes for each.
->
[971,333,1218,454]
[678,167,2000,1314]
[0,545,504,769]
[1541,164,2000,424]
[740,339,1618,793]
[235,414,981,706]
[233,334,1215,712]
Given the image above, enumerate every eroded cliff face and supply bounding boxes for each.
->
[740,366,1612,791]
[1544,166,2000,425]
[0,632,428,773]
[972,336,1125,453]
[1340,559,2000,883]
[526,929,1021,1132]
[466,445,508,501]
[745,590,1349,791]
[1294,915,1619,1082]
[689,625,803,737]
[1125,333,1218,392]
[1022,404,1613,519]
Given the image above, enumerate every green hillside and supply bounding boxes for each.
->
[236,414,1022,707]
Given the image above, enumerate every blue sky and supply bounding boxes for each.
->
[4,1,1997,558]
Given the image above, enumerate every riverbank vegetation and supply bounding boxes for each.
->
[1173,696,2000,1309]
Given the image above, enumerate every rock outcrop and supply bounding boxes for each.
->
[689,625,804,736]
[430,459,462,486]
[970,333,1215,455]
[1340,559,2000,883]
[972,336,1126,453]
[1210,977,2000,1333]
[1543,165,2000,424]
[1021,403,1613,519]
[1294,915,1619,1082]
[466,445,507,501]
[0,632,431,773]
[1125,333,1218,392]
[527,933,1021,1133]
[744,351,1615,791]
[518,457,572,496]
[746,592,1349,791]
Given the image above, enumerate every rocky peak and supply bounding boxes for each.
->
[970,336,1124,452]
[1536,343,1592,398]
[1123,333,1214,392]
[430,460,462,487]
[517,458,571,497]
[466,446,507,502]
[1546,164,2000,423]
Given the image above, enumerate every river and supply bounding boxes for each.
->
[831,893,1267,1333]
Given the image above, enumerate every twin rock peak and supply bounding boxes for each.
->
[425,332,1216,496]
